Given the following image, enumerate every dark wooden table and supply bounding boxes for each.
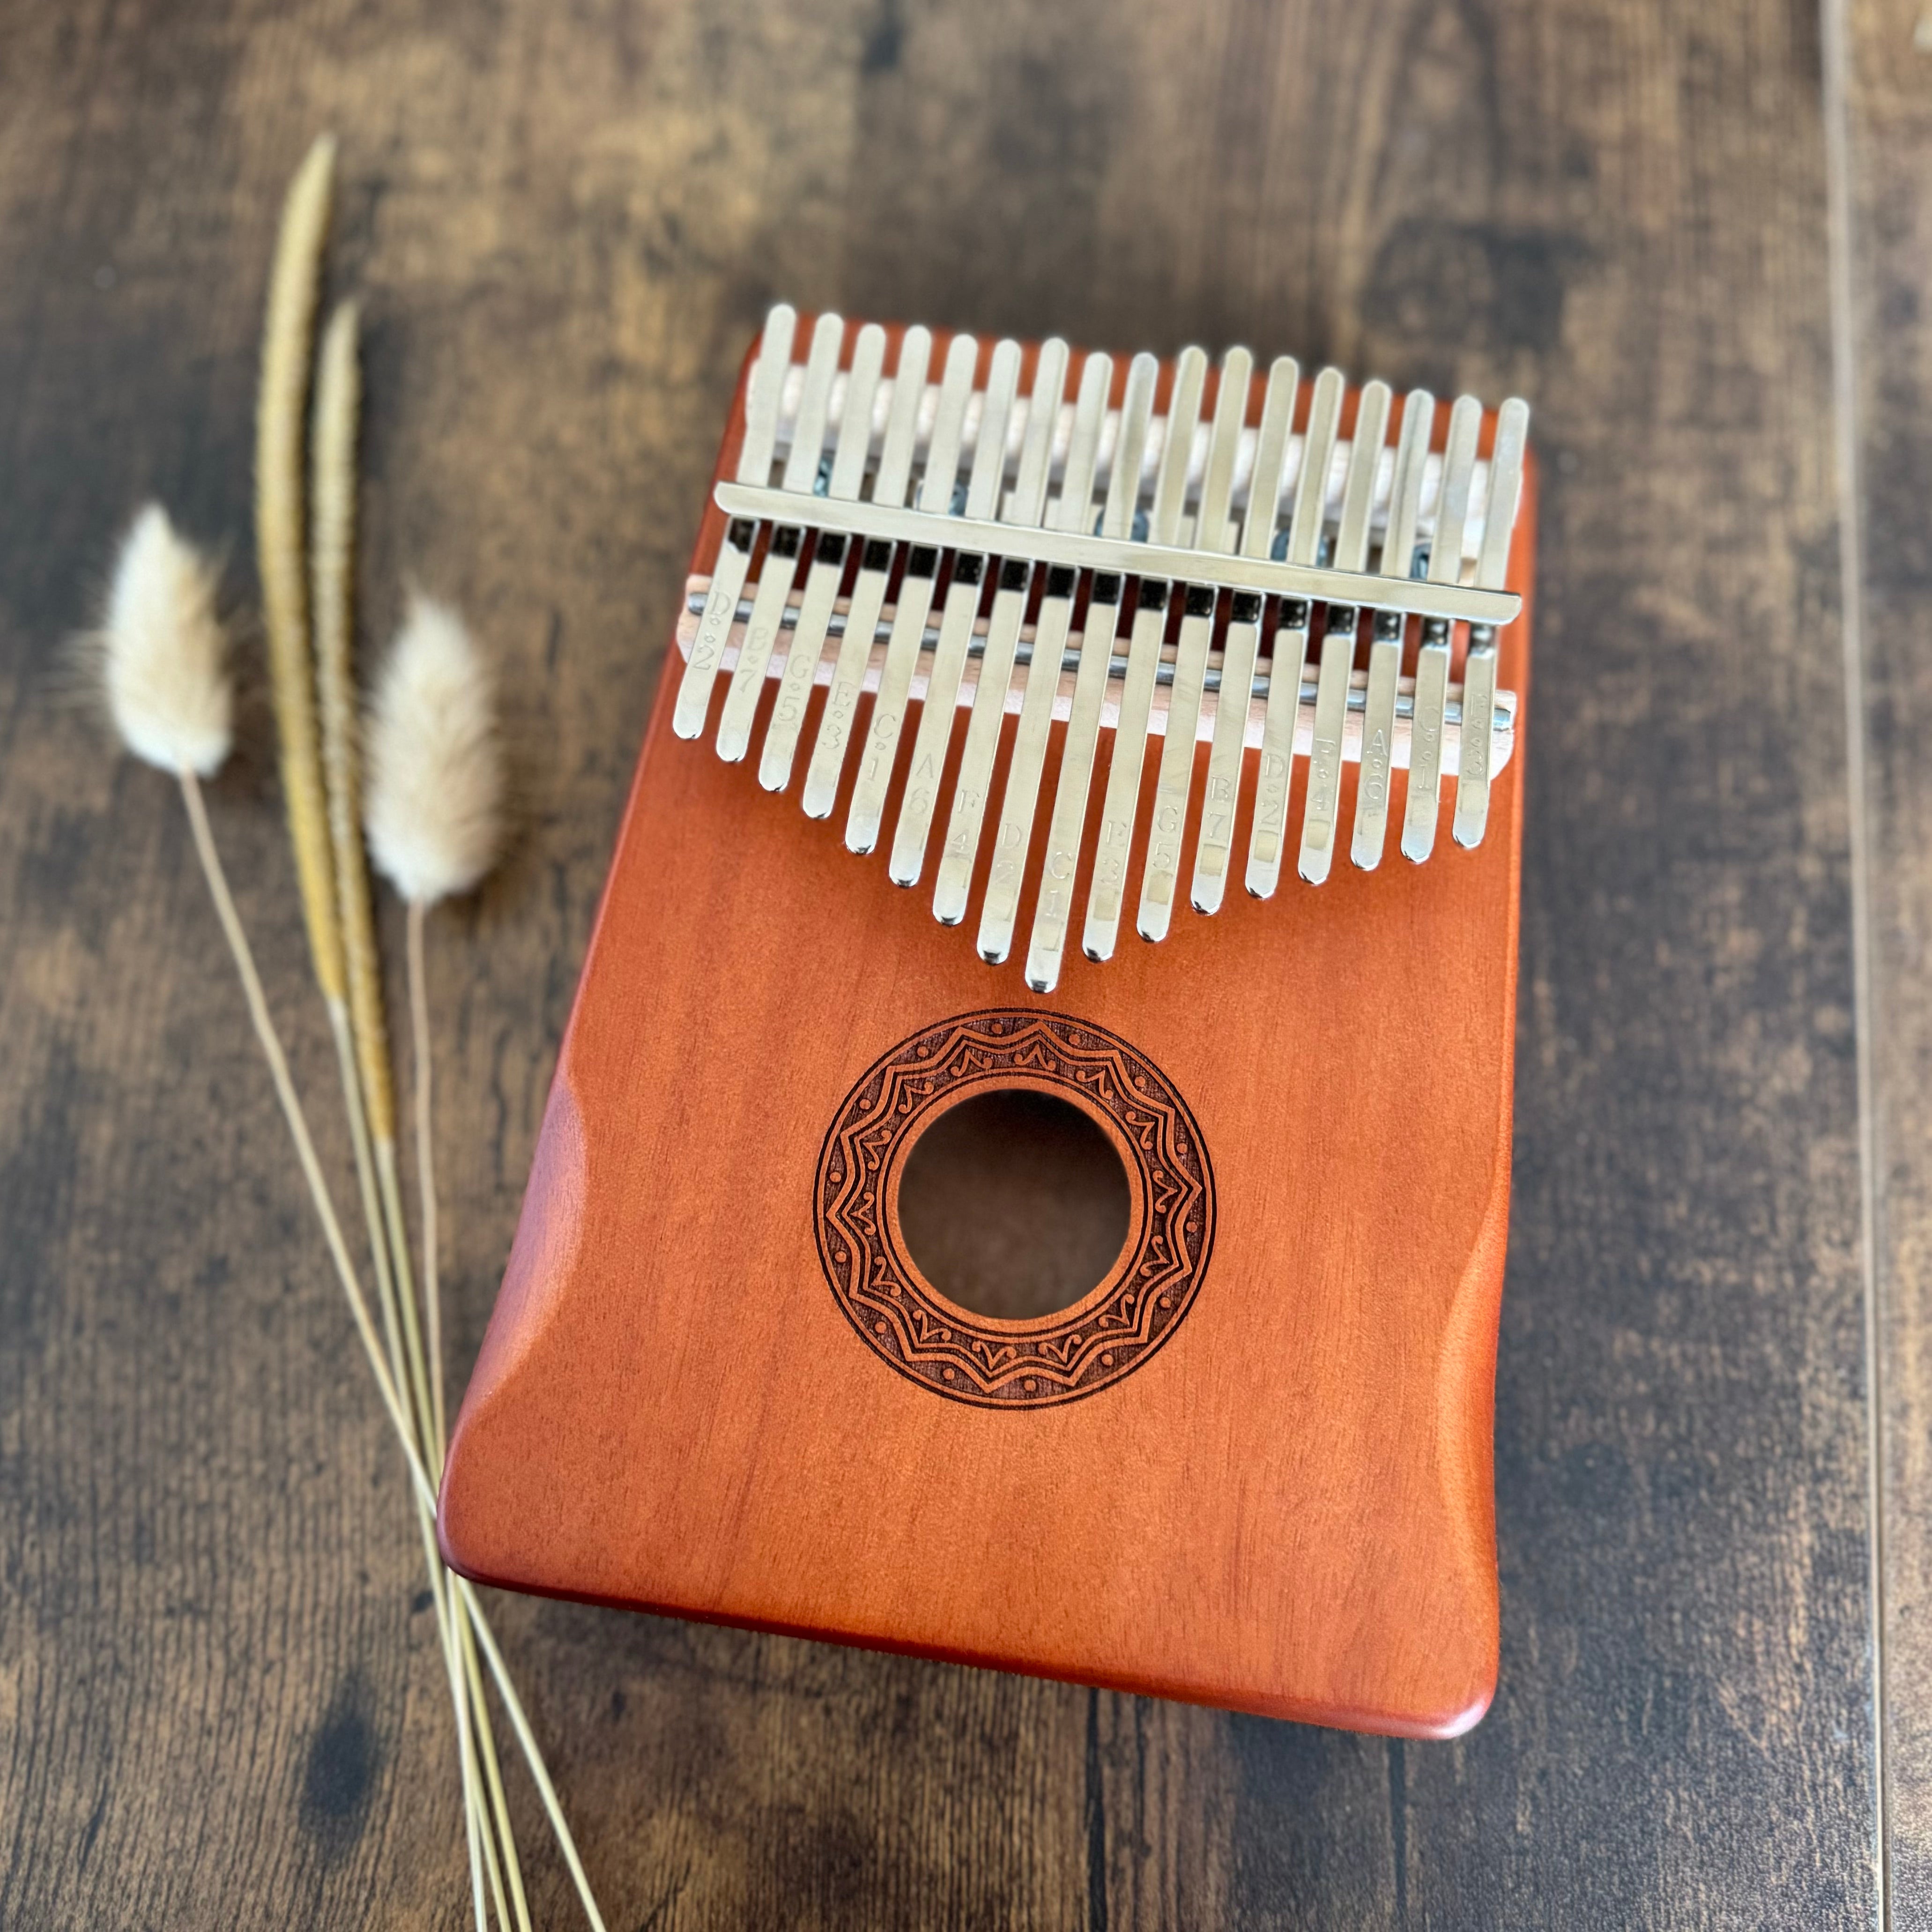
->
[3,1,1927,1925]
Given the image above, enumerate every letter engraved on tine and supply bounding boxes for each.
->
[718,310,844,762]
[1402,394,1482,862]
[846,330,979,854]
[675,302,795,739]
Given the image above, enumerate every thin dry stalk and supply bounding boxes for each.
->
[458,1595,533,1932]
[312,301,394,1140]
[178,770,424,1483]
[179,771,605,1929]
[311,298,439,1455]
[458,1580,609,1932]
[408,899,446,1449]
[310,297,522,1925]
[368,595,505,1459]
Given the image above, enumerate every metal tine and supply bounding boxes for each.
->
[846,331,979,854]
[888,338,1023,886]
[1246,364,1343,899]
[1083,344,1208,961]
[674,303,797,739]
[979,349,1112,965]
[1193,355,1298,914]
[1351,386,1433,870]
[1401,394,1482,862]
[1452,396,1529,849]
[1137,345,1250,940]
[803,326,932,819]
[758,322,886,792]
[933,339,1070,926]
[1024,351,1155,992]
[1298,378,1390,884]
[717,311,845,762]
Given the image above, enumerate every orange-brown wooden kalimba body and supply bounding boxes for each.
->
[437,312,1534,1737]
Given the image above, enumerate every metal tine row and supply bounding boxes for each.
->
[887,337,1022,884]
[976,348,1113,965]
[1137,345,1250,942]
[672,302,799,740]
[1351,387,1435,870]
[800,325,931,818]
[674,307,1530,995]
[1189,354,1300,916]
[715,310,846,762]
[1083,345,1208,961]
[1021,352,1156,991]
[758,320,887,792]
[1298,378,1390,885]
[1245,365,1342,900]
[848,329,981,854]
[932,337,1070,925]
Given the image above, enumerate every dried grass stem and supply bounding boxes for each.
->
[257,133,343,999]
[177,769,605,1931]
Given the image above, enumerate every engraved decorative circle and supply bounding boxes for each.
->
[814,1010,1216,1410]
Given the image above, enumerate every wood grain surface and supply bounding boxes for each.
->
[1841,1,1932,1920]
[0,0,1904,1925]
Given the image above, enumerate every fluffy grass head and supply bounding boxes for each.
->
[97,504,232,777]
[365,594,504,905]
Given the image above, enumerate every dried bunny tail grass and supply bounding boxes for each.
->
[171,771,604,1932]
[312,300,396,1142]
[95,505,232,776]
[366,595,505,906]
[258,132,343,999]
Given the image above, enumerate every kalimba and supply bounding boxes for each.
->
[437,306,1534,1737]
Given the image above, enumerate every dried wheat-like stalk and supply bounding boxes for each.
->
[310,303,519,1930]
[257,133,340,995]
[366,591,505,1461]
[311,304,542,1932]
[96,498,605,1932]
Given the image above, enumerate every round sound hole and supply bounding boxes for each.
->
[896,1088,1133,1322]
[814,1011,1216,1409]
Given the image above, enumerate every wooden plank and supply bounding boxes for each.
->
[0,0,1876,1925]
[1839,0,1932,1917]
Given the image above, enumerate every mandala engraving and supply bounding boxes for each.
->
[814,1011,1215,1410]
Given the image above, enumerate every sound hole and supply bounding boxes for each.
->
[896,1089,1132,1322]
